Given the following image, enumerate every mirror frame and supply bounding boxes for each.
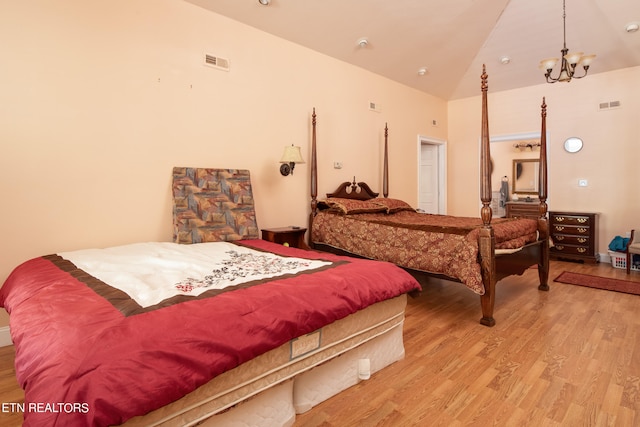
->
[512,159,539,195]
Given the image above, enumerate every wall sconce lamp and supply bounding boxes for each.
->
[513,141,541,151]
[279,145,305,176]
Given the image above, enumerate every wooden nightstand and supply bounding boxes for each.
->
[261,227,309,250]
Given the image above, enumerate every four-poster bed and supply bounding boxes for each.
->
[308,66,550,326]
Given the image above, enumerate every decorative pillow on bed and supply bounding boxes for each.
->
[319,197,387,215]
[371,197,416,214]
[172,167,260,244]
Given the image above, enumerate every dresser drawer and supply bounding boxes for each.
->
[551,244,591,256]
[551,224,591,236]
[549,214,591,226]
[551,234,590,246]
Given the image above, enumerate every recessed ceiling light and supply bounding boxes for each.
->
[357,38,369,48]
[500,56,511,64]
[626,22,639,33]
[258,0,270,5]
[417,67,428,76]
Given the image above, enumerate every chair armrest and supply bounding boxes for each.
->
[627,230,637,250]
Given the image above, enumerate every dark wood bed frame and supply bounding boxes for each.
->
[308,66,550,326]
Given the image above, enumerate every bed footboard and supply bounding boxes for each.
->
[479,217,550,326]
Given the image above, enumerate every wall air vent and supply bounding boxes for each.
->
[598,100,621,111]
[204,54,230,71]
[368,101,382,112]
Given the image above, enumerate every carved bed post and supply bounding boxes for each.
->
[479,65,492,226]
[383,123,389,198]
[478,65,497,327]
[309,108,317,247]
[538,98,548,213]
[537,98,550,291]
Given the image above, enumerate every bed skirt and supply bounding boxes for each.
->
[121,294,408,426]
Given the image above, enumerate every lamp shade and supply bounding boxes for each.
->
[563,51,584,65]
[558,69,571,82]
[540,58,558,71]
[280,145,305,164]
[579,54,596,66]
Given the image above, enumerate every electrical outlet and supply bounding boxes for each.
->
[334,161,343,169]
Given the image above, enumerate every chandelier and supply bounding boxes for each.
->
[540,0,595,83]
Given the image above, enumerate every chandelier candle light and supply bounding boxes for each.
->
[540,0,595,83]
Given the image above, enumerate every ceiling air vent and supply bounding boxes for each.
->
[204,54,230,71]
[598,100,621,111]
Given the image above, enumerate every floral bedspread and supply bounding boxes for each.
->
[311,210,538,294]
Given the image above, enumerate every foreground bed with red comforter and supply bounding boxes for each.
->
[0,239,420,426]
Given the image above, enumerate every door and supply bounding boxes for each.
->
[418,137,446,214]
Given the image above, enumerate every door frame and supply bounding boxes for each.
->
[417,135,447,214]
[487,130,549,208]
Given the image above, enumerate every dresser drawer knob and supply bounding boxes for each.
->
[577,247,586,253]
[577,227,587,233]
[556,236,565,241]
[556,245,565,251]
[577,218,588,223]
[555,226,565,232]
[578,238,586,243]
[556,217,565,222]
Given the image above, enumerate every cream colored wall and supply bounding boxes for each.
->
[2,1,637,331]
[0,0,447,327]
[448,66,640,257]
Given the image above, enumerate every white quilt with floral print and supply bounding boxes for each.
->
[59,241,331,308]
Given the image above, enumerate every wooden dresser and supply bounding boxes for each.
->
[549,211,599,263]
[505,201,540,220]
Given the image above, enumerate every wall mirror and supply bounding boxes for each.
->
[564,137,583,153]
[512,159,539,195]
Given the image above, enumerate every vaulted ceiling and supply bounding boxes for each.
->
[184,0,640,100]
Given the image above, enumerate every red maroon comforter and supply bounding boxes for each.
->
[0,239,420,426]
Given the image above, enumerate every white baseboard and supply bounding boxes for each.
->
[0,326,13,347]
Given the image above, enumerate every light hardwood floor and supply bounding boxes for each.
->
[294,260,640,426]
[1,260,639,426]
